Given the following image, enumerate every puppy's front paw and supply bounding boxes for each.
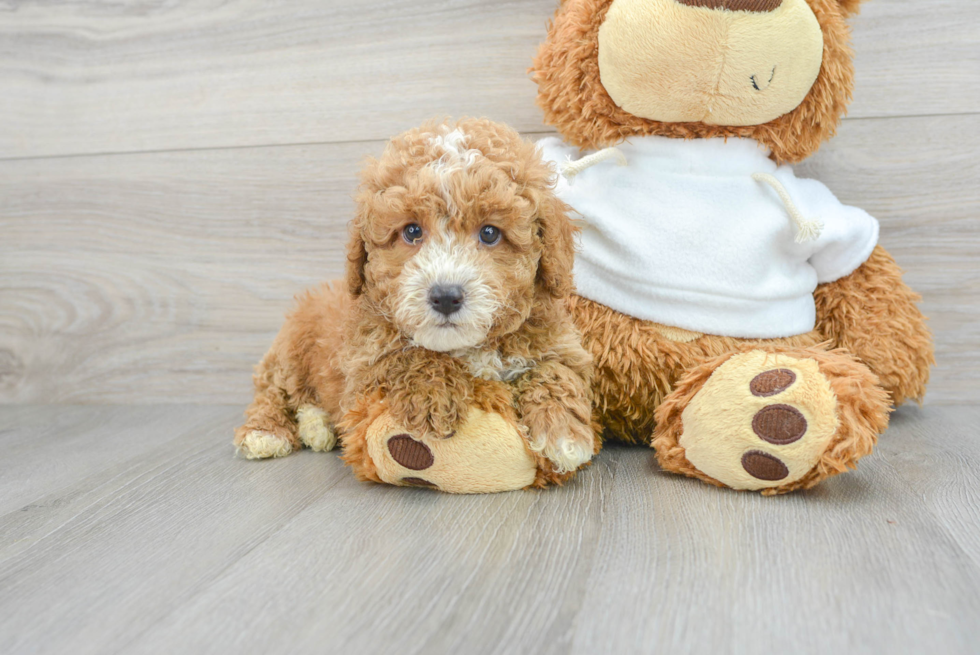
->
[532,436,593,474]
[386,398,467,441]
[525,415,595,474]
[238,430,293,460]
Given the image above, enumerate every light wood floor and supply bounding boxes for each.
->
[1,404,978,654]
[2,1,979,652]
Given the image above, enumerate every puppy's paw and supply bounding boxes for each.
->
[532,436,593,474]
[525,415,595,474]
[238,430,293,460]
[297,404,337,452]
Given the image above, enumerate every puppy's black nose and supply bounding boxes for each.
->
[429,285,464,316]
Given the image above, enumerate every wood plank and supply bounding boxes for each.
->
[851,0,980,120]
[565,405,980,654]
[797,115,980,404]
[1,0,977,160]
[0,404,233,516]
[2,114,976,405]
[0,141,360,404]
[878,406,980,570]
[0,405,614,655]
[0,406,350,654]
[1,405,977,654]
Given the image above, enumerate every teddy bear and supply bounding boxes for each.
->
[527,0,935,494]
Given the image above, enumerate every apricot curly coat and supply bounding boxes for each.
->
[235,118,595,487]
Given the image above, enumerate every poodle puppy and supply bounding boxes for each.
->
[234,118,596,491]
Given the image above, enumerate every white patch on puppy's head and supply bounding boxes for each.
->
[427,128,483,216]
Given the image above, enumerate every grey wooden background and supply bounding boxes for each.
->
[1,0,978,406]
[2,3,979,654]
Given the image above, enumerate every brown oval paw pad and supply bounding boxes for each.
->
[750,369,797,397]
[387,435,434,471]
[401,477,438,489]
[752,404,807,445]
[741,451,789,481]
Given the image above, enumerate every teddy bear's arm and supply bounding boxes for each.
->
[814,245,934,406]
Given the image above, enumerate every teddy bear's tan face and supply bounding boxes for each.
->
[532,0,859,162]
[598,0,824,127]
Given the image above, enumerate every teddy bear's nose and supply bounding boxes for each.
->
[675,0,783,12]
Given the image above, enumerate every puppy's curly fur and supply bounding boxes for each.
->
[235,118,596,483]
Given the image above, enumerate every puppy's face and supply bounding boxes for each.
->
[348,120,574,352]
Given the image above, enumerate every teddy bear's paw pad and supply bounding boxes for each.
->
[364,408,538,494]
[296,404,337,452]
[401,477,439,489]
[750,369,797,398]
[386,435,435,470]
[751,403,807,445]
[238,430,293,460]
[678,351,839,491]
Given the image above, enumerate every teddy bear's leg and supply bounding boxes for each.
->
[814,245,934,406]
[338,392,543,494]
[652,346,890,495]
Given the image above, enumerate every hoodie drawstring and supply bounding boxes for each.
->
[752,172,824,243]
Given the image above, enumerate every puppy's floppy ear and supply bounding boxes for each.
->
[535,194,577,298]
[345,217,368,297]
[348,154,383,297]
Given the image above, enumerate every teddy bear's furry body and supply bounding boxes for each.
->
[532,0,934,493]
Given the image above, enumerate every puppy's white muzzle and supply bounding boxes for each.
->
[394,234,499,352]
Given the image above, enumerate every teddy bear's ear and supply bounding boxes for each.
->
[535,193,577,299]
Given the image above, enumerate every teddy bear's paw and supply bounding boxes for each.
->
[296,404,337,452]
[238,430,294,460]
[363,407,538,494]
[666,351,843,492]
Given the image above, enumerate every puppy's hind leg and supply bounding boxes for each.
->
[235,283,348,459]
[296,404,337,453]
[235,344,304,459]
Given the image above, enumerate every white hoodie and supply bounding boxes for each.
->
[538,135,879,339]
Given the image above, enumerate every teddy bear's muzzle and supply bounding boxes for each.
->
[596,0,823,127]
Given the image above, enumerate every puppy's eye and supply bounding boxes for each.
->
[478,225,502,246]
[402,223,423,245]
